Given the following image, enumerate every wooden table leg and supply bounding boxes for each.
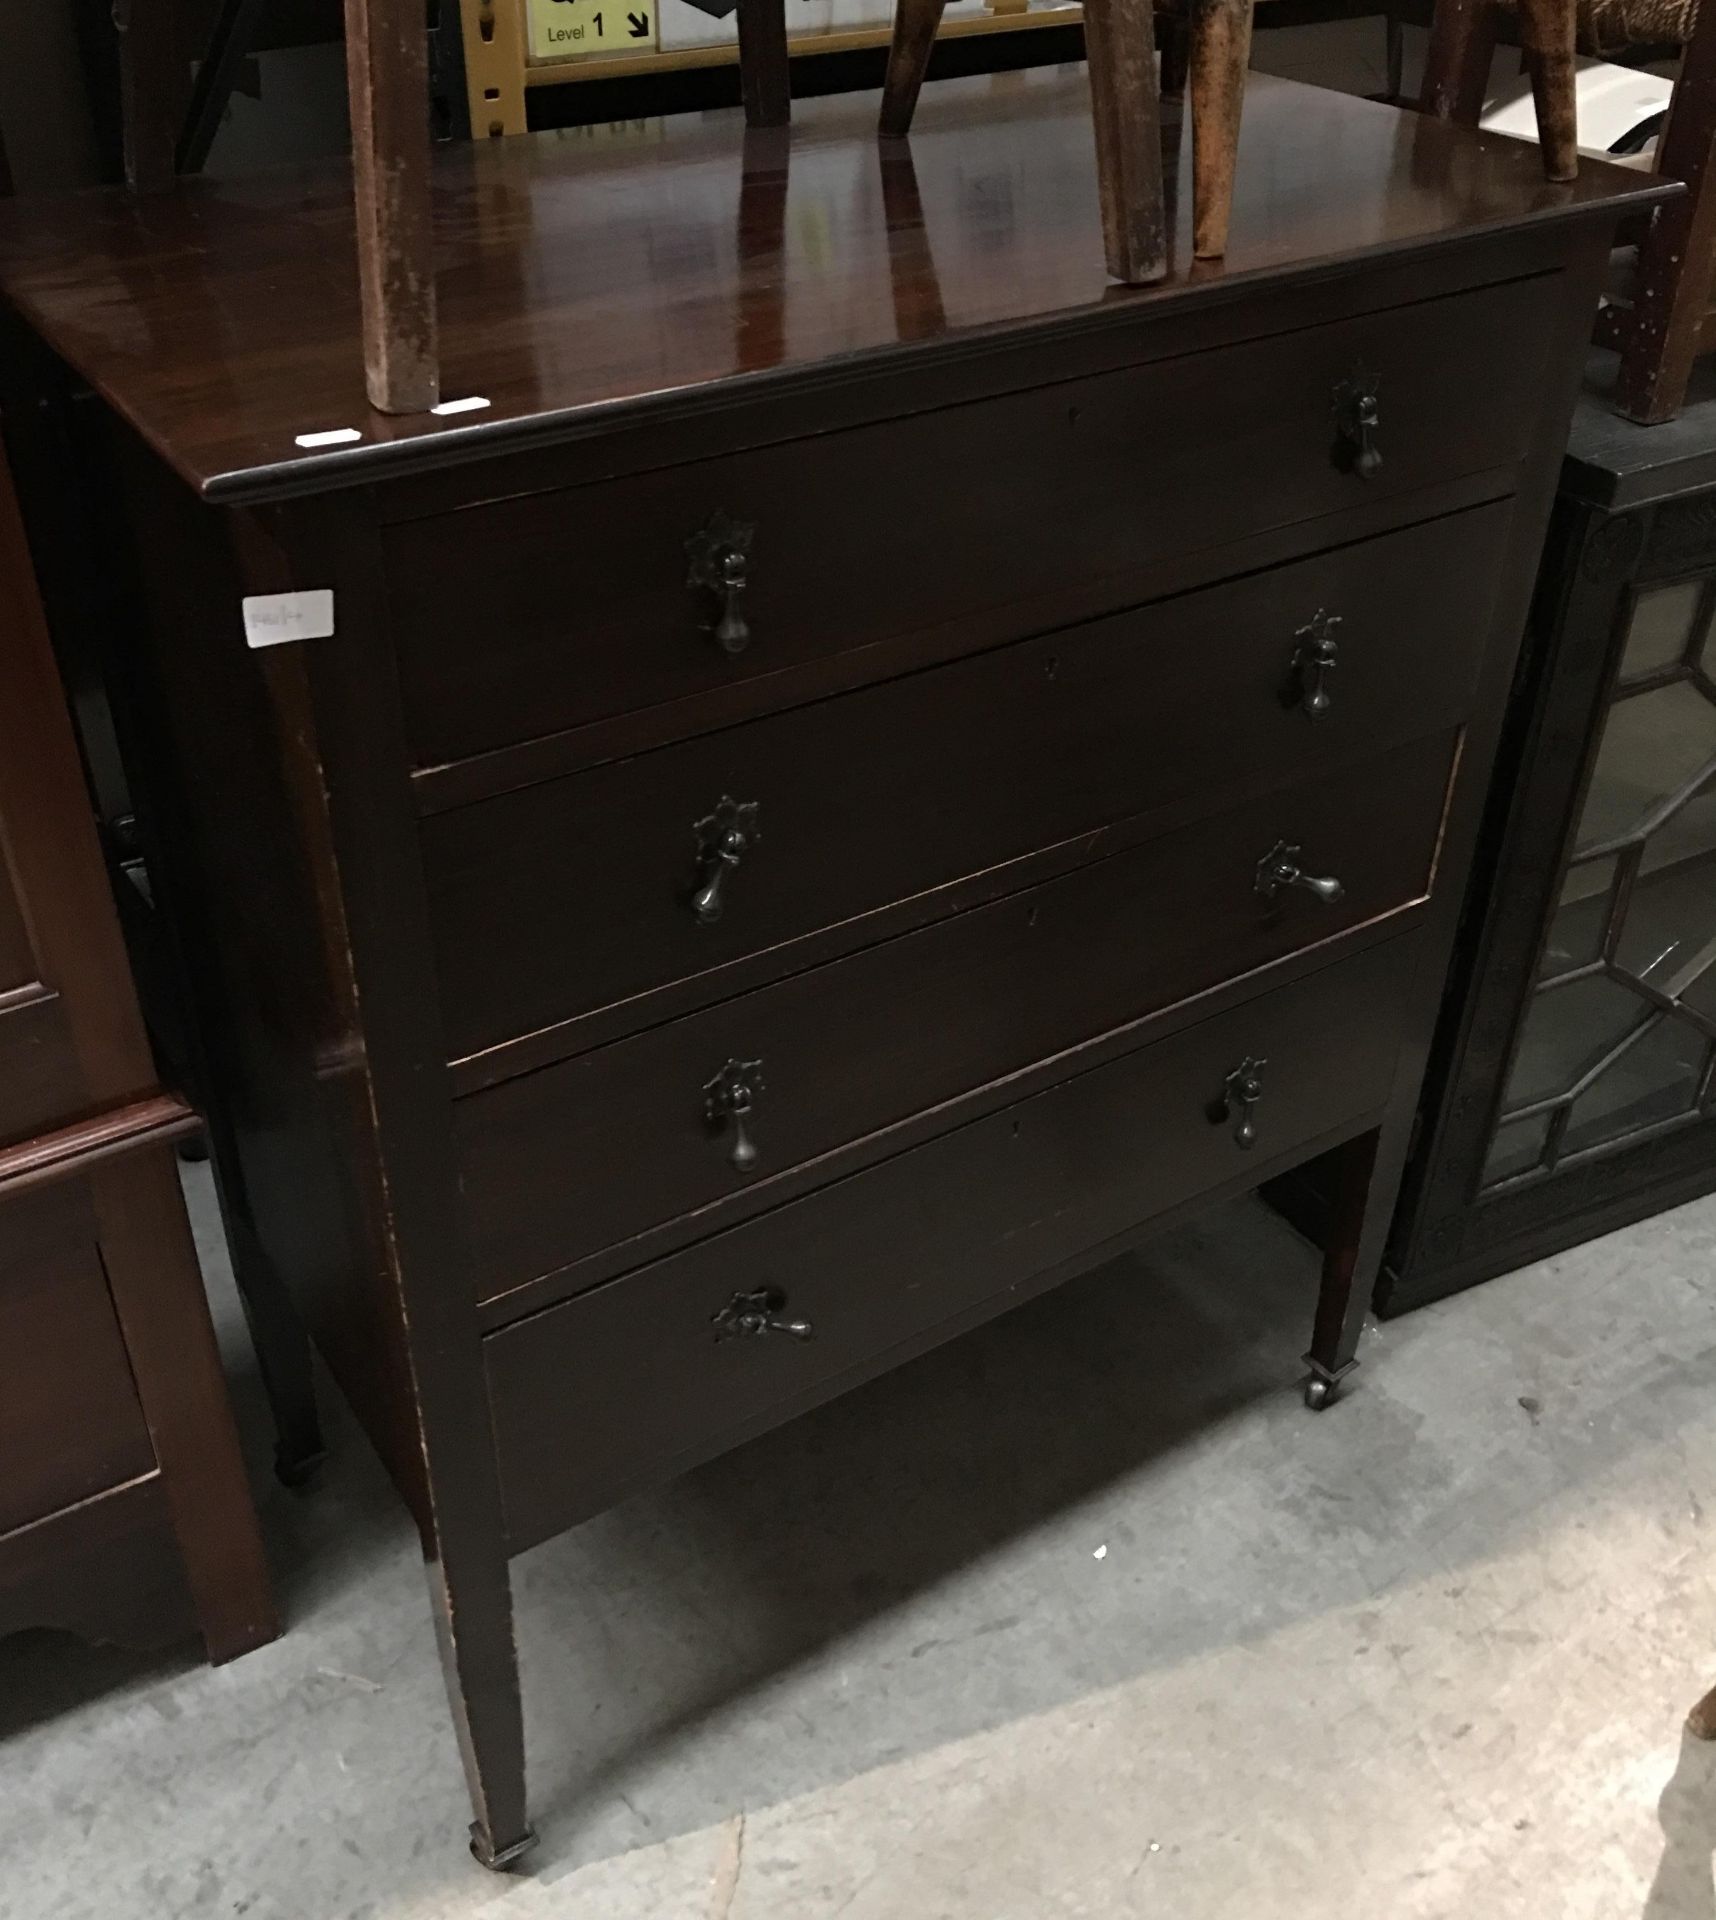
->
[879,0,950,138]
[1084,0,1168,284]
[737,0,792,129]
[1189,0,1253,259]
[343,0,440,414]
[1303,1126,1382,1410]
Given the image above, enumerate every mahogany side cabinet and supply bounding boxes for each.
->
[0,70,1664,1864]
[0,444,275,1666]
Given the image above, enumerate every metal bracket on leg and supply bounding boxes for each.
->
[469,1823,539,1872]
[1301,1355,1358,1412]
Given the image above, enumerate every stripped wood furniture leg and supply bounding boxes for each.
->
[1518,0,1578,180]
[737,0,792,128]
[1083,0,1168,283]
[343,0,440,413]
[879,0,950,137]
[1420,0,1498,126]
[114,0,181,189]
[1189,0,1253,259]
[1613,2,1716,422]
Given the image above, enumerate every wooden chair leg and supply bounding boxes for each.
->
[1420,0,1498,125]
[1084,0,1168,283]
[1518,0,1577,180]
[1189,0,1253,260]
[1614,3,1716,422]
[737,0,792,129]
[343,0,440,413]
[879,0,950,137]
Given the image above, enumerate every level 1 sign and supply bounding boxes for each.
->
[529,0,658,60]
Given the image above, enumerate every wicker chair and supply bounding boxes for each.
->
[1424,0,1716,421]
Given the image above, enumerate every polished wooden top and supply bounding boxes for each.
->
[0,70,1667,503]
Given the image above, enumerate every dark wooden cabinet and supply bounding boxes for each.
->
[0,70,1660,1864]
[1382,360,1716,1313]
[0,446,275,1664]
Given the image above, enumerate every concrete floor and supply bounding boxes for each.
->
[3,1169,1716,1918]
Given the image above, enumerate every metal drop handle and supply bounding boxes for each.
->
[690,797,759,925]
[1210,1055,1267,1150]
[712,1286,814,1342]
[704,1057,764,1174]
[685,511,755,655]
[1256,840,1345,907]
[1291,612,1341,719]
[1334,374,1382,480]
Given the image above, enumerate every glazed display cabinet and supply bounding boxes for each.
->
[1382,365,1716,1314]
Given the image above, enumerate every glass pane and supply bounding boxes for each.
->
[1574,680,1716,855]
[1561,1016,1708,1156]
[1503,973,1651,1109]
[1540,856,1616,979]
[1613,847,1716,995]
[1620,581,1705,681]
[1482,1112,1552,1186]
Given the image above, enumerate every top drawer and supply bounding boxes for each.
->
[388,274,1556,769]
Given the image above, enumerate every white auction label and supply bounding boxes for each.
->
[242,590,335,650]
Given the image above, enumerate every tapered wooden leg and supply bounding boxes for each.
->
[1189,0,1253,260]
[1158,7,1191,103]
[1084,0,1168,284]
[737,0,792,128]
[223,1209,326,1487]
[1518,0,1577,180]
[1613,5,1716,423]
[1302,1127,1381,1410]
[879,0,949,137]
[1420,0,1498,125]
[428,1536,536,1870]
[343,0,440,413]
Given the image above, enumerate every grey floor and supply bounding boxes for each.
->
[4,1167,1716,1918]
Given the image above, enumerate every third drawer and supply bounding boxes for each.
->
[456,727,1454,1305]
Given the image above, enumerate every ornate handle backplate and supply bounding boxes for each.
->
[1209,1055,1267,1150]
[712,1285,814,1342]
[1290,611,1341,719]
[685,511,755,655]
[1333,373,1382,480]
[1256,840,1345,907]
[690,797,759,924]
[704,1057,764,1174]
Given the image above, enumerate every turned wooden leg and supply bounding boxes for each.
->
[879,0,949,138]
[429,1533,536,1870]
[1189,0,1253,260]
[1518,0,1577,180]
[737,0,792,128]
[1303,1127,1382,1410]
[1420,0,1498,125]
[1084,0,1168,284]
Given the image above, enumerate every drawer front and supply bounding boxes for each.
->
[0,990,84,1149]
[392,274,1553,768]
[427,503,1505,1064]
[0,1178,155,1537]
[459,730,1454,1300]
[486,934,1415,1549]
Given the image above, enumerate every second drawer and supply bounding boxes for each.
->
[426,503,1507,1065]
[456,729,1453,1303]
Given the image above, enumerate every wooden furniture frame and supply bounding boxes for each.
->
[0,432,276,1663]
[1422,0,1716,422]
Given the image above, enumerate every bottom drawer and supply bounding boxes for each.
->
[0,1178,156,1537]
[487,934,1416,1550]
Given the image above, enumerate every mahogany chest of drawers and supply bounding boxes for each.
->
[0,69,1663,1865]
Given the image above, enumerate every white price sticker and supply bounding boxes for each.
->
[242,590,335,650]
